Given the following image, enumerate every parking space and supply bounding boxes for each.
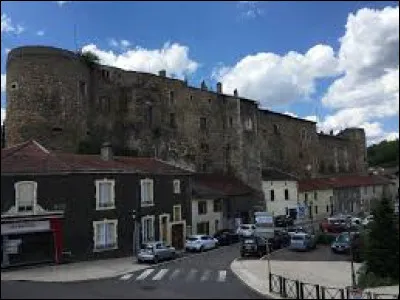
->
[268,245,350,262]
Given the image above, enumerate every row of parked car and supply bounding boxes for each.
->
[137,229,240,264]
[320,214,374,233]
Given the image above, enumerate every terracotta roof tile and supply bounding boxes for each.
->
[1,140,191,175]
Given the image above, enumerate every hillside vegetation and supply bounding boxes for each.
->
[367,139,399,167]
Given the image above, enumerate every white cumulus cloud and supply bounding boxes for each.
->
[1,13,24,35]
[81,42,199,79]
[36,30,45,36]
[108,38,131,49]
[213,44,340,107]
[319,6,399,144]
[1,74,6,93]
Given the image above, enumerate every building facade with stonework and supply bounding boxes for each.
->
[4,46,368,193]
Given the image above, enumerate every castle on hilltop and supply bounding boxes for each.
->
[4,46,367,191]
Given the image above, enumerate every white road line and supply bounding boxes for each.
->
[120,273,133,281]
[152,269,169,281]
[217,270,227,282]
[135,268,155,281]
[168,269,181,280]
[200,270,211,282]
[186,269,198,281]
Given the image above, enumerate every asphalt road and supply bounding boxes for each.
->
[1,243,264,299]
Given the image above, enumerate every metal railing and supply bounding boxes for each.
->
[268,273,399,299]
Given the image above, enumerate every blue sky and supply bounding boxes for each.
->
[1,1,399,145]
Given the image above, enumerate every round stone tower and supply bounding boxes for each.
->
[5,46,91,151]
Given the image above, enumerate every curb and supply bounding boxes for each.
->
[230,258,283,299]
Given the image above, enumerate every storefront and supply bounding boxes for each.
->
[1,215,64,268]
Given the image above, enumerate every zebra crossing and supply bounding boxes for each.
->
[119,268,228,283]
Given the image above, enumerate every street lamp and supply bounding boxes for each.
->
[347,219,356,288]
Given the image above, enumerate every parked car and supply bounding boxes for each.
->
[240,236,268,258]
[320,217,348,233]
[236,224,256,237]
[137,241,177,263]
[274,215,294,227]
[331,232,352,254]
[362,215,374,227]
[287,226,306,237]
[213,229,239,246]
[185,235,218,252]
[268,230,291,250]
[289,232,317,251]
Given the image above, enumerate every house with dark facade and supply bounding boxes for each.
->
[1,140,192,268]
[190,173,263,236]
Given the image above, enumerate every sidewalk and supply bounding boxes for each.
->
[1,256,148,282]
[231,258,399,298]
[230,258,364,298]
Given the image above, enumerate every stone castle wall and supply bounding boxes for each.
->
[5,46,367,192]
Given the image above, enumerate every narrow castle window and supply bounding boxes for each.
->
[273,124,279,135]
[147,106,153,126]
[10,82,19,90]
[169,91,174,104]
[200,143,209,153]
[229,117,233,128]
[200,117,207,131]
[301,128,306,140]
[169,113,176,128]
[79,81,87,97]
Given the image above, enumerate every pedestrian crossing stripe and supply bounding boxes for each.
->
[121,268,227,282]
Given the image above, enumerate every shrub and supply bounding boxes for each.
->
[357,265,399,288]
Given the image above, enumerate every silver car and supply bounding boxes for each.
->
[137,241,177,263]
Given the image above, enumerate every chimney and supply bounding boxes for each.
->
[158,70,166,77]
[233,89,238,97]
[201,80,208,91]
[101,142,113,161]
[216,82,222,94]
[330,130,334,135]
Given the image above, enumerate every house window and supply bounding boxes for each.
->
[326,205,329,213]
[93,220,118,251]
[15,181,37,213]
[315,206,318,215]
[372,186,376,194]
[364,186,367,195]
[173,205,182,222]
[141,179,154,207]
[213,199,222,212]
[173,179,181,194]
[169,91,175,104]
[198,201,207,215]
[197,222,209,235]
[95,179,115,210]
[142,216,155,243]
[284,189,289,200]
[305,193,308,202]
[215,220,219,232]
[169,113,176,128]
[270,190,275,202]
[314,191,318,200]
[200,117,207,131]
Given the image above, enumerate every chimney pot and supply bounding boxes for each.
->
[233,89,238,97]
[101,142,113,161]
[158,70,166,77]
[330,130,334,135]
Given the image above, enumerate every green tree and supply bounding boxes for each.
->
[79,51,100,68]
[365,197,399,281]
[367,139,399,167]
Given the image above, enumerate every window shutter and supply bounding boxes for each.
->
[149,180,154,204]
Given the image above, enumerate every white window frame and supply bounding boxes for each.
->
[15,181,37,214]
[141,178,154,207]
[95,179,115,210]
[173,179,181,194]
[173,204,182,222]
[141,215,155,243]
[93,219,118,252]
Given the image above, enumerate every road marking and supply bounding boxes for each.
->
[186,269,198,281]
[152,269,169,281]
[200,270,211,282]
[120,273,133,281]
[217,270,227,282]
[168,269,181,280]
[135,268,154,281]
